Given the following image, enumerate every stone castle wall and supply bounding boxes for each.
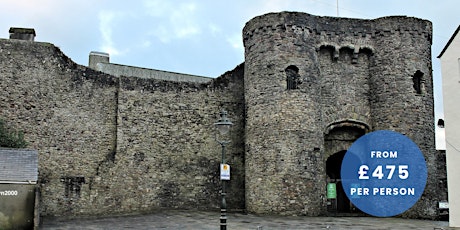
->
[243,12,440,218]
[94,62,212,83]
[0,39,246,217]
[0,11,446,220]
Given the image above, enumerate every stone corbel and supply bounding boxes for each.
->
[352,47,360,64]
[333,47,339,60]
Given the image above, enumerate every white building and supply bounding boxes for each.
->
[438,25,460,228]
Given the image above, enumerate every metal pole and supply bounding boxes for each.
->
[337,0,339,17]
[220,142,227,230]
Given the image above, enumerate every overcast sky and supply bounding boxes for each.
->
[1,0,458,148]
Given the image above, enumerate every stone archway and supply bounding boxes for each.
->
[326,150,350,212]
[324,120,368,215]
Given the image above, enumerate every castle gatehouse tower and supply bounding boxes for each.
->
[243,12,438,218]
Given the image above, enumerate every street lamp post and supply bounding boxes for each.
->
[214,109,233,230]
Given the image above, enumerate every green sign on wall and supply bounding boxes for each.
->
[327,183,337,199]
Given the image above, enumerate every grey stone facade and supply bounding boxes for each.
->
[243,12,440,218]
[95,62,212,83]
[0,38,246,217]
[0,12,445,220]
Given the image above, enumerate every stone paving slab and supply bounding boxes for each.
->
[41,210,453,230]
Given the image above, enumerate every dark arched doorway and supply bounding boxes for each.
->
[324,120,368,215]
[326,150,351,213]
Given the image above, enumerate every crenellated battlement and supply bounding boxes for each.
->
[243,12,432,51]
[245,12,430,33]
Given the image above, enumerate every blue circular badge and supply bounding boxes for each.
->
[341,130,427,217]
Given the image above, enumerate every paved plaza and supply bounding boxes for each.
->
[41,210,453,230]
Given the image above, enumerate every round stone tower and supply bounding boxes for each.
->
[243,12,326,216]
[243,12,438,218]
[367,17,437,219]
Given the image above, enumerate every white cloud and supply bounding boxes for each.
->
[98,10,122,56]
[143,0,170,17]
[171,3,200,37]
[141,40,152,48]
[208,23,222,36]
[226,33,243,50]
[240,0,331,18]
[258,0,296,12]
[143,0,201,43]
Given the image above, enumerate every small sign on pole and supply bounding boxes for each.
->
[220,164,230,180]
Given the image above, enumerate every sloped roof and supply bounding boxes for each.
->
[438,25,460,58]
[0,149,38,183]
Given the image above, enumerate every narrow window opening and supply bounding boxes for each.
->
[412,70,424,94]
[437,119,445,128]
[61,176,85,199]
[285,65,301,90]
